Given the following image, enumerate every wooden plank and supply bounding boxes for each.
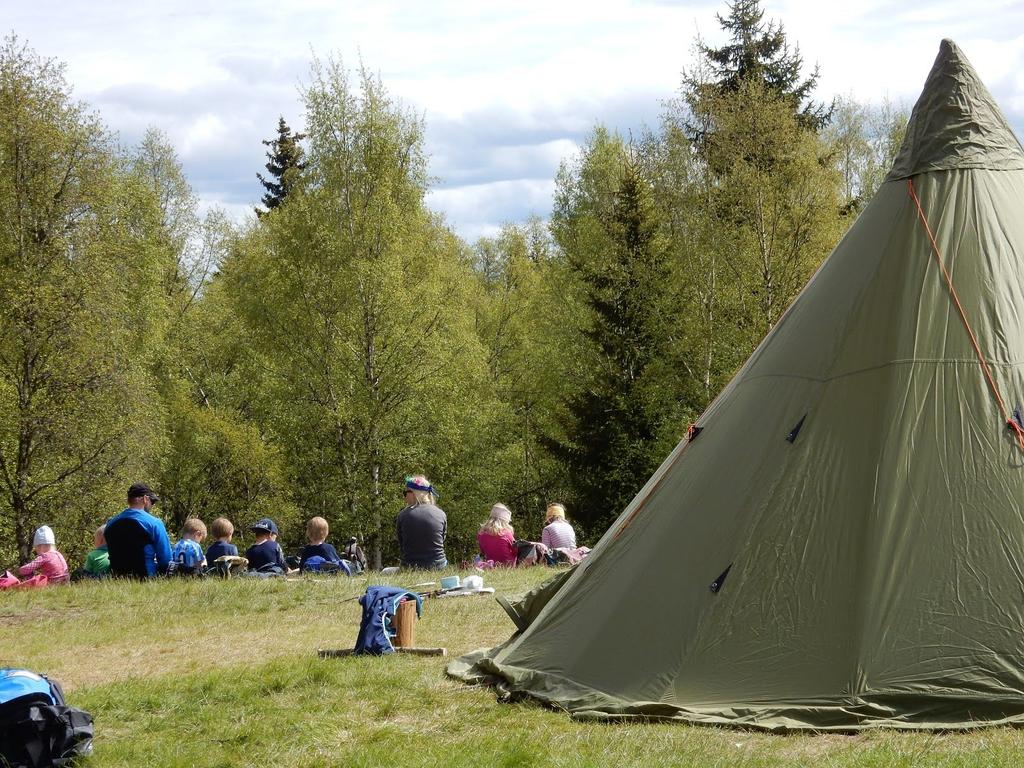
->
[317,647,447,658]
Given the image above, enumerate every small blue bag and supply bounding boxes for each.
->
[302,556,352,576]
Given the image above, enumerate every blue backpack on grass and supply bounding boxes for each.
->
[0,668,93,767]
[301,556,353,575]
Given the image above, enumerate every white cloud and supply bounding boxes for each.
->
[6,0,1024,238]
[427,178,556,241]
[180,114,232,158]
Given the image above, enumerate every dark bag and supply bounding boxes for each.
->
[0,668,93,767]
[209,555,248,579]
[515,540,541,566]
[343,538,367,572]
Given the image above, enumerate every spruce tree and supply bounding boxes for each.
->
[256,116,306,217]
[696,0,832,132]
[549,132,686,533]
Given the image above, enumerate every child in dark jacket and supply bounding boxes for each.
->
[299,516,341,570]
[245,518,288,572]
[205,517,238,564]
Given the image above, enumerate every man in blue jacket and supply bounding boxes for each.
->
[105,483,172,578]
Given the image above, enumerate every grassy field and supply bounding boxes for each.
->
[3,568,1024,767]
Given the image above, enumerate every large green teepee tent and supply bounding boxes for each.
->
[448,40,1024,731]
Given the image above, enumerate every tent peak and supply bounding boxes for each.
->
[886,39,1024,180]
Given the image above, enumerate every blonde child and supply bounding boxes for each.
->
[299,516,342,570]
[205,517,238,564]
[18,525,69,584]
[477,503,517,565]
[171,518,207,571]
[541,503,577,550]
[84,524,110,576]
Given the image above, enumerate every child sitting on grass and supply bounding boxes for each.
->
[245,518,289,572]
[299,516,342,570]
[205,517,238,564]
[477,504,517,566]
[541,502,577,550]
[18,525,69,584]
[477,503,549,568]
[84,524,110,577]
[171,518,207,572]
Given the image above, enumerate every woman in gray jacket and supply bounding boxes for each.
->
[396,474,448,569]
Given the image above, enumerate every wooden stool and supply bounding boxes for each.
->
[394,599,418,648]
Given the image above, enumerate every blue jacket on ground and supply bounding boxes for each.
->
[354,587,423,655]
[105,507,172,577]
[299,542,341,569]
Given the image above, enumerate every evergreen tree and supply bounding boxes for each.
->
[695,0,832,133]
[673,3,845,355]
[256,116,306,217]
[677,79,844,346]
[549,131,688,532]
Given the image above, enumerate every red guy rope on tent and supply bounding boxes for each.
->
[907,178,1024,452]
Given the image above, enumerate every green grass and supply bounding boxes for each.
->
[4,570,1024,767]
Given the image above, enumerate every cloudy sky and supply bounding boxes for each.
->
[7,1,1024,242]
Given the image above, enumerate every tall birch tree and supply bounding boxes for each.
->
[229,57,489,566]
[0,38,164,560]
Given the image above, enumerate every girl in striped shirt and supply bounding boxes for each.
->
[541,503,577,551]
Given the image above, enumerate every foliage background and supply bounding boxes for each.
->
[0,2,908,567]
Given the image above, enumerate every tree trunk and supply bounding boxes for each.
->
[703,259,717,405]
[362,294,384,571]
[371,456,382,570]
[12,494,29,564]
[15,399,33,563]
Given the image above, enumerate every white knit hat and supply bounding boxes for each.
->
[489,503,512,525]
[32,525,55,547]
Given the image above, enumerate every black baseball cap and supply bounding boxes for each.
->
[127,483,159,502]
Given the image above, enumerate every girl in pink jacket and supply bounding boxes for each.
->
[477,503,549,566]
[477,504,518,565]
[18,525,69,584]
